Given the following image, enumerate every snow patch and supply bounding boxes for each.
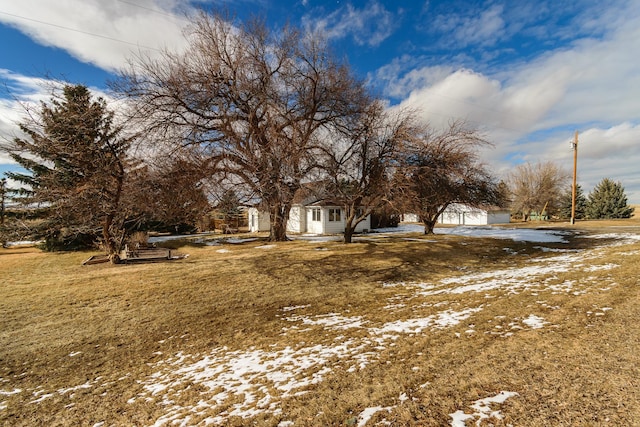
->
[371,308,482,334]
[357,405,392,426]
[450,391,519,426]
[522,315,547,329]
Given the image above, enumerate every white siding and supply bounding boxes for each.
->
[248,205,373,235]
[353,214,371,232]
[248,208,271,232]
[440,210,463,224]
[287,206,305,233]
[321,207,371,234]
[460,210,489,225]
[323,207,344,234]
[439,204,511,225]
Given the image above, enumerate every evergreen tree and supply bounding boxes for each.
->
[586,178,634,219]
[4,85,132,259]
[559,184,588,220]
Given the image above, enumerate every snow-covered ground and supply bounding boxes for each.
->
[4,227,639,426]
[143,224,575,246]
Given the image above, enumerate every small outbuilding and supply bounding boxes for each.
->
[438,203,511,225]
[247,184,371,235]
[248,203,371,235]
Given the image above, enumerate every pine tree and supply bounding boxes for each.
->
[586,178,634,219]
[4,85,132,259]
[559,184,588,220]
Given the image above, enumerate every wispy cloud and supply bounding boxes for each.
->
[302,0,398,47]
[430,4,506,48]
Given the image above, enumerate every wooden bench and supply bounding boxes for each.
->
[120,245,172,263]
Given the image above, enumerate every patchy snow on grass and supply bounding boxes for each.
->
[371,308,483,334]
[583,263,618,272]
[284,313,367,330]
[436,226,570,243]
[281,305,310,312]
[134,339,376,425]
[386,247,620,298]
[148,233,210,244]
[18,227,630,425]
[522,314,548,329]
[450,391,519,426]
[255,244,277,249]
[357,405,392,426]
[0,388,22,396]
[226,237,259,244]
[132,302,488,425]
[58,382,92,396]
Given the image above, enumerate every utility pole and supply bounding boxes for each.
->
[0,178,6,225]
[570,131,578,225]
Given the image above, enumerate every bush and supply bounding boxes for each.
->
[39,230,98,252]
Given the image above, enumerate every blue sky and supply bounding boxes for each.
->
[1,0,639,202]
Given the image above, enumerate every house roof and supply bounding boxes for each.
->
[291,181,331,206]
[445,203,510,213]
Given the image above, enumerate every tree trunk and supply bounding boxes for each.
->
[343,226,354,243]
[268,204,290,242]
[102,214,121,264]
[423,219,437,234]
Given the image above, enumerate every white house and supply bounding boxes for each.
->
[248,203,371,235]
[438,203,511,225]
[247,182,372,235]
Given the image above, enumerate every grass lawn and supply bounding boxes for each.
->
[1,219,639,426]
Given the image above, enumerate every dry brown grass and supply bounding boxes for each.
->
[1,224,639,426]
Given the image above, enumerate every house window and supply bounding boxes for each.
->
[328,208,341,222]
[312,208,321,222]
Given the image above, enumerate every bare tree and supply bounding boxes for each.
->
[320,101,417,243]
[507,161,569,221]
[114,11,367,241]
[399,120,502,234]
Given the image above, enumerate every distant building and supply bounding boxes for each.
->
[438,203,511,225]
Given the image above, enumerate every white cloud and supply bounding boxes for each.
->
[0,70,122,167]
[303,0,397,47]
[0,0,190,72]
[0,70,52,164]
[431,4,506,48]
[390,2,640,201]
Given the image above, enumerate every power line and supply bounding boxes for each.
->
[114,0,190,23]
[0,10,163,53]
